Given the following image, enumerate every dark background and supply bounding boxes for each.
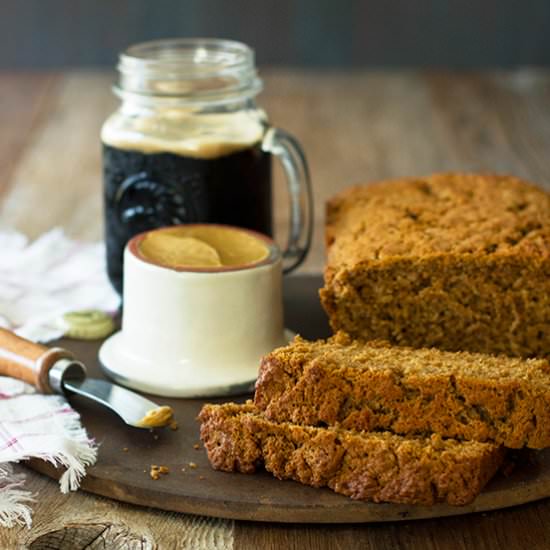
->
[2,0,550,69]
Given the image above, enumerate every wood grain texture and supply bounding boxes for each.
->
[0,328,76,393]
[0,71,115,241]
[0,73,58,194]
[0,469,233,550]
[234,500,550,550]
[2,69,550,548]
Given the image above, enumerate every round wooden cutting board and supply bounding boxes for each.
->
[27,276,550,523]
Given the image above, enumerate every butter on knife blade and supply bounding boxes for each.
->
[136,406,174,428]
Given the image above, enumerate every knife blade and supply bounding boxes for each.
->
[0,328,173,429]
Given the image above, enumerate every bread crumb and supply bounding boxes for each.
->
[193,443,200,450]
[170,420,178,431]
[189,462,197,469]
[122,447,128,452]
[199,475,205,480]
[150,464,169,480]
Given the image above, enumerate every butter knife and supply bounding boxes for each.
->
[0,328,173,429]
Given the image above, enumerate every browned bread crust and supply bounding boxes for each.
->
[198,402,505,506]
[254,333,550,449]
[320,173,550,357]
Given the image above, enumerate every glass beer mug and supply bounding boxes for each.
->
[102,38,313,293]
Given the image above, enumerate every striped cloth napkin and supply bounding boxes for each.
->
[0,229,119,528]
[0,377,98,528]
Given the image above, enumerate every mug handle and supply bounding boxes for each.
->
[262,127,314,274]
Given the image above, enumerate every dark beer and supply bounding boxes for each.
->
[103,142,272,293]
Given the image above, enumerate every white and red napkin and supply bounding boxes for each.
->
[0,377,97,528]
[0,229,119,528]
[0,228,119,342]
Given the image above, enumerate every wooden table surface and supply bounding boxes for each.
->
[2,69,550,549]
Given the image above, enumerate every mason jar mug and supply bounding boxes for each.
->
[102,38,313,293]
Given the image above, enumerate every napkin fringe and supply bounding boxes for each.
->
[0,466,34,528]
[0,395,98,528]
[36,408,98,493]
[55,411,98,493]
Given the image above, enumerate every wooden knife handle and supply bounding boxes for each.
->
[0,328,75,393]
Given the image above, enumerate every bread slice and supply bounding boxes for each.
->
[320,173,550,357]
[254,333,550,449]
[198,402,505,506]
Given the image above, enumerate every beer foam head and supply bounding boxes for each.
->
[102,110,265,159]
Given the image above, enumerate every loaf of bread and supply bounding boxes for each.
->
[254,333,550,449]
[320,173,550,357]
[199,402,505,506]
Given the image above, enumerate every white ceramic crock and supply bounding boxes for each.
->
[99,225,291,397]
